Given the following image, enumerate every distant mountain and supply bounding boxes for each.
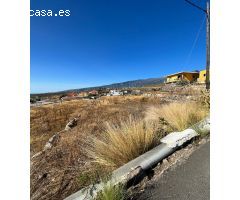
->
[64,77,165,92]
[99,77,165,88]
[31,77,165,96]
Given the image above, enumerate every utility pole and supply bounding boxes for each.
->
[185,0,210,90]
[206,2,210,90]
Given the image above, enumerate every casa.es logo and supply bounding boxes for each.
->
[30,9,71,17]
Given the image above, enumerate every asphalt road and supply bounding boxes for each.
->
[138,141,210,200]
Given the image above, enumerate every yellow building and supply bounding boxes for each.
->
[198,69,207,83]
[165,71,199,83]
[78,92,88,97]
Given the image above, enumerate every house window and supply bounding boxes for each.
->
[178,75,181,78]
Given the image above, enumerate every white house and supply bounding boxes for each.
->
[109,90,123,96]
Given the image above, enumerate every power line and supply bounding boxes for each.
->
[185,0,207,13]
[184,15,206,67]
[184,0,210,90]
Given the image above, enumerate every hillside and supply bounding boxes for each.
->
[31,77,165,96]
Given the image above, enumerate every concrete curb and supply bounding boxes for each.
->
[65,116,210,200]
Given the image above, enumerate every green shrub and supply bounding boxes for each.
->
[96,183,126,200]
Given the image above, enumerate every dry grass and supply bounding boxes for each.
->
[30,96,161,154]
[30,96,161,200]
[86,117,159,169]
[175,86,201,95]
[200,90,210,109]
[145,102,208,131]
[30,88,209,200]
[30,100,89,153]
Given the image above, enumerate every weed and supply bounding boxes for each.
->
[77,164,111,187]
[96,183,126,200]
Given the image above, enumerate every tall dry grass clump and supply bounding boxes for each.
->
[200,90,210,110]
[145,102,208,131]
[86,117,159,168]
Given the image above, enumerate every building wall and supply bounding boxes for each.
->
[183,73,199,82]
[166,75,181,82]
[198,70,207,83]
[78,92,88,97]
[166,73,199,83]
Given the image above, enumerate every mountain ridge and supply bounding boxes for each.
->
[31,76,165,96]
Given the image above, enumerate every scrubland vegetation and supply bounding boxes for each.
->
[86,102,208,172]
[30,85,209,200]
[145,102,208,131]
[31,96,160,154]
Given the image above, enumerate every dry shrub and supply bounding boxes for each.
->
[145,102,208,131]
[199,90,210,109]
[86,117,159,169]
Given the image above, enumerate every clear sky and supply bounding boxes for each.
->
[31,0,209,93]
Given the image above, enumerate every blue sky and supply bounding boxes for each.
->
[31,0,208,93]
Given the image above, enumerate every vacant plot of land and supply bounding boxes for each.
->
[30,85,208,200]
[31,96,164,200]
[31,96,163,154]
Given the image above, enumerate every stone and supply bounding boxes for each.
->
[44,143,52,151]
[43,133,60,151]
[162,159,169,165]
[65,118,78,130]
